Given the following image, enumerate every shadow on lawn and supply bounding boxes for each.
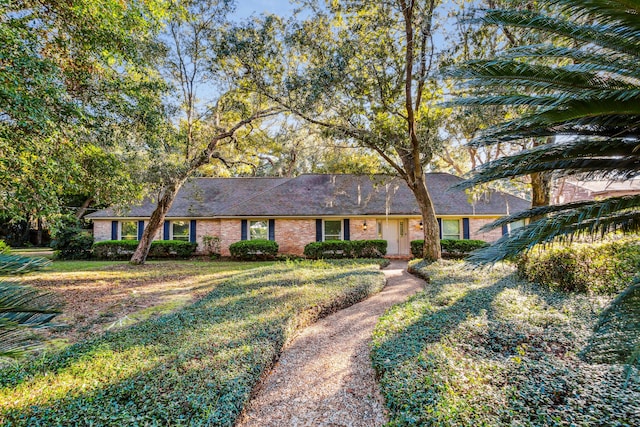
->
[0,264,383,426]
[373,263,640,426]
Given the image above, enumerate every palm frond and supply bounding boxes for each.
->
[468,207,640,264]
[503,44,640,79]
[551,0,640,35]
[483,194,640,230]
[0,254,51,274]
[453,0,640,263]
[480,9,640,57]
[0,254,58,360]
[583,275,640,365]
[455,139,640,189]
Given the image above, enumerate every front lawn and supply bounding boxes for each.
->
[372,260,639,426]
[0,260,386,426]
[18,260,271,347]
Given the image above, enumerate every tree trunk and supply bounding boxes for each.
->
[530,137,553,221]
[409,176,441,261]
[75,197,93,219]
[129,179,186,265]
[36,217,43,246]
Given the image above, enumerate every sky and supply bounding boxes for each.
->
[233,0,299,20]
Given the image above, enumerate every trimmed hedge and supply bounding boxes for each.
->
[303,240,387,259]
[410,239,489,258]
[518,238,640,294]
[229,239,279,260]
[93,240,197,260]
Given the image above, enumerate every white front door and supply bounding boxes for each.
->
[378,219,409,255]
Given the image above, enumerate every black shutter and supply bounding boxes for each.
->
[190,220,197,243]
[502,224,509,236]
[316,219,323,242]
[437,218,442,239]
[137,221,144,241]
[241,220,248,240]
[111,221,118,240]
[462,218,470,240]
[343,219,350,240]
[268,219,275,241]
[164,221,170,240]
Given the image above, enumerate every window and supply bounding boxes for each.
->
[324,220,342,241]
[121,221,138,240]
[442,219,461,240]
[172,221,190,241]
[249,220,268,240]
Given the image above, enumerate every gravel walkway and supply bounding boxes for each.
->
[237,260,425,427]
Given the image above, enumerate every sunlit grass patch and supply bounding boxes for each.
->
[0,259,386,426]
[372,260,639,426]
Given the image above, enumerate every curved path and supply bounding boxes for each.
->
[237,261,425,427]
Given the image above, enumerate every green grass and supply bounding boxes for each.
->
[40,259,269,273]
[0,259,386,426]
[372,260,639,426]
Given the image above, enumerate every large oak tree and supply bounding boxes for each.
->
[227,0,456,260]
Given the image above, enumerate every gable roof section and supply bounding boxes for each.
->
[86,173,530,218]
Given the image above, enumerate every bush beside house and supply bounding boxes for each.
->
[229,239,279,260]
[410,239,488,258]
[93,240,197,260]
[303,240,387,259]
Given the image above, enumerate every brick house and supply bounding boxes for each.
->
[86,173,530,257]
[553,178,640,204]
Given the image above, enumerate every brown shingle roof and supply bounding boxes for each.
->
[86,173,530,218]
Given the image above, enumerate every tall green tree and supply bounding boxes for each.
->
[129,0,280,264]
[0,0,167,223]
[449,0,640,263]
[228,0,459,260]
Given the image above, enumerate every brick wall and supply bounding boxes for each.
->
[350,219,378,240]
[408,218,423,242]
[195,219,221,254]
[274,219,316,255]
[219,219,242,256]
[469,217,503,242]
[93,220,111,242]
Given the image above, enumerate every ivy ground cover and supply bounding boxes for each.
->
[0,260,386,426]
[372,260,639,426]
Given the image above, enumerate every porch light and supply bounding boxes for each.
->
[419,221,423,230]
[363,221,368,230]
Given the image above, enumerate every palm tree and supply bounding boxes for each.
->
[448,0,640,264]
[0,254,59,360]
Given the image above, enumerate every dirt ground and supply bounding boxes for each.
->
[18,261,260,347]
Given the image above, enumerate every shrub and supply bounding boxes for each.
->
[303,240,387,259]
[51,218,94,260]
[518,238,640,294]
[410,239,488,258]
[149,240,198,259]
[229,239,279,260]
[351,240,387,258]
[93,240,197,260]
[0,240,10,254]
[304,240,351,259]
